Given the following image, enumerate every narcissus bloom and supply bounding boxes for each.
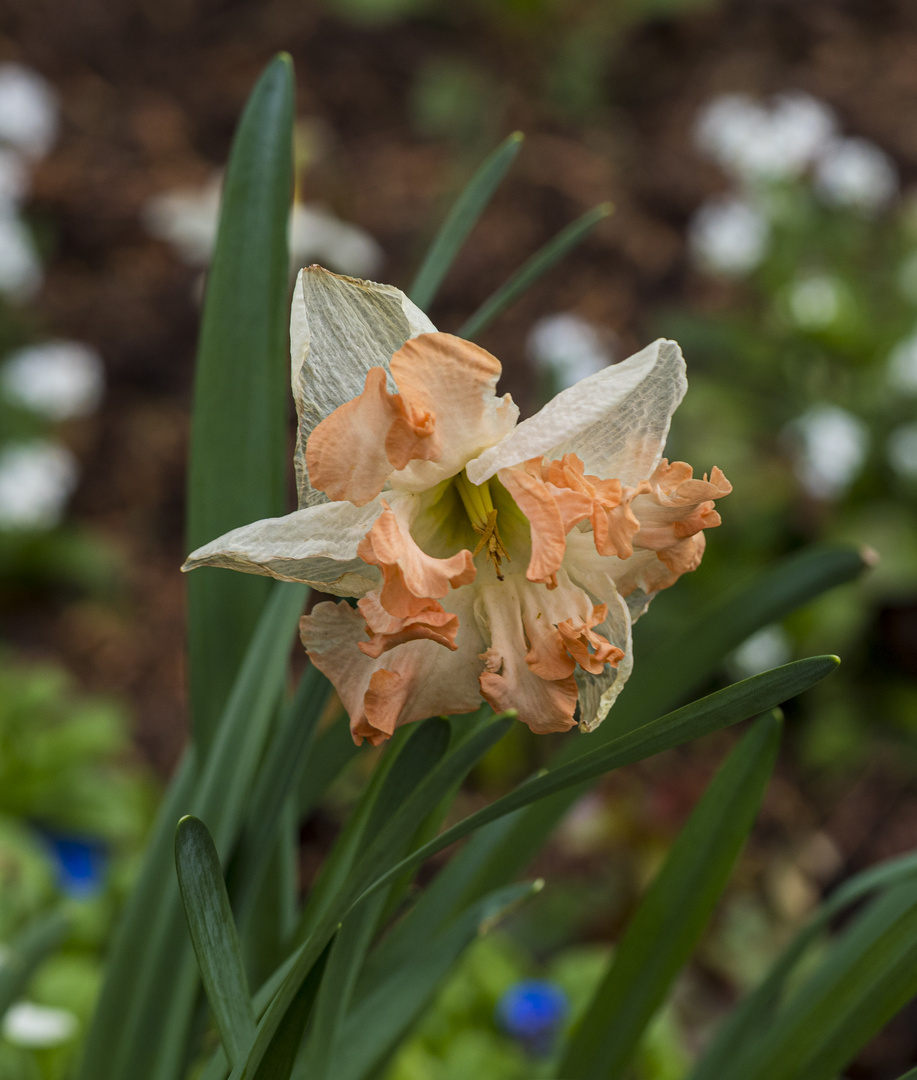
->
[183,267,731,746]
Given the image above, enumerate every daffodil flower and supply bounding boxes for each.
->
[183,267,731,745]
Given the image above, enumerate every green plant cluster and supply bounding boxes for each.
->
[31,56,915,1080]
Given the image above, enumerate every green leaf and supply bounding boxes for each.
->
[457,203,612,340]
[331,881,542,1080]
[78,581,307,1080]
[721,878,917,1080]
[230,665,332,926]
[364,547,869,979]
[175,816,255,1066]
[409,132,524,312]
[691,847,917,1080]
[252,940,333,1080]
[892,1069,917,1080]
[300,718,452,1078]
[362,657,839,903]
[0,908,69,1017]
[559,713,781,1080]
[232,660,833,1080]
[186,52,295,754]
[227,714,515,1080]
[606,545,871,742]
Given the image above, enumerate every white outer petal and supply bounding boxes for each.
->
[563,552,634,732]
[290,266,436,507]
[465,339,687,487]
[182,497,383,596]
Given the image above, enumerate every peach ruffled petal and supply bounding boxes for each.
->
[357,590,459,658]
[306,366,439,507]
[390,333,519,492]
[357,500,476,618]
[474,573,625,735]
[301,592,485,746]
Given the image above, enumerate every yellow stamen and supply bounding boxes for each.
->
[455,471,510,580]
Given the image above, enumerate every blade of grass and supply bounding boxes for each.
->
[559,713,781,1080]
[187,53,294,755]
[252,940,333,1080]
[361,657,838,905]
[232,660,834,1080]
[724,878,917,1080]
[332,880,542,1080]
[230,665,332,925]
[458,203,612,340]
[691,848,917,1080]
[0,909,69,1017]
[300,718,454,1078]
[176,816,255,1066]
[361,546,869,978]
[409,132,524,311]
[78,581,307,1080]
[227,714,516,1080]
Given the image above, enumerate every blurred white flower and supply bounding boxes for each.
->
[786,274,842,329]
[814,137,898,213]
[728,624,793,680]
[1,1002,78,1047]
[143,176,383,278]
[289,203,383,279]
[0,146,28,209]
[689,195,770,275]
[0,209,41,299]
[526,313,613,389]
[695,91,836,183]
[0,63,59,160]
[0,440,79,530]
[2,341,105,419]
[887,333,917,395]
[887,422,917,480]
[787,404,869,500]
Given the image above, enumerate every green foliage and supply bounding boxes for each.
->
[48,69,917,1080]
[186,53,295,754]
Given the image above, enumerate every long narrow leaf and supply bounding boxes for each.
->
[724,879,917,1080]
[0,909,69,1017]
[228,714,516,1080]
[252,940,333,1080]
[78,581,307,1080]
[230,665,332,925]
[231,661,835,1080]
[692,847,917,1080]
[409,132,524,311]
[187,53,294,754]
[333,881,542,1080]
[559,713,781,1080]
[361,657,838,905]
[458,203,612,340]
[300,718,452,1078]
[176,816,255,1066]
[359,547,869,988]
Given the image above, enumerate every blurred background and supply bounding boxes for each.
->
[1,0,917,1076]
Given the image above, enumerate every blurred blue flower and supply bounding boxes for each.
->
[40,830,107,899]
[496,979,568,1056]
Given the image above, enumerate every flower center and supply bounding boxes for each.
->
[453,469,510,580]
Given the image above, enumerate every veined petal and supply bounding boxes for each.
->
[562,550,634,732]
[181,498,383,596]
[465,339,686,488]
[389,334,518,492]
[290,266,436,508]
[301,587,484,746]
[357,498,476,617]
